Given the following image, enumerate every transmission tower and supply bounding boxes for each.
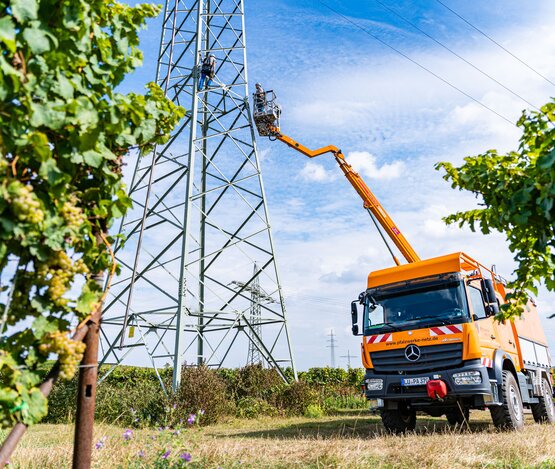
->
[231,262,275,365]
[98,0,296,391]
[340,350,354,369]
[327,329,337,368]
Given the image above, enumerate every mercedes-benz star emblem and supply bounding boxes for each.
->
[405,344,421,362]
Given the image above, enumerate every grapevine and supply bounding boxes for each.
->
[0,0,185,427]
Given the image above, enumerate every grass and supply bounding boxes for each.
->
[3,410,555,468]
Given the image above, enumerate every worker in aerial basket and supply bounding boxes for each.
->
[254,83,266,113]
[198,53,216,90]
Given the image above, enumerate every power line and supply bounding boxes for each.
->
[433,0,555,88]
[371,0,543,114]
[318,1,515,127]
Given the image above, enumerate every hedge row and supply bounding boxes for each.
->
[43,365,367,427]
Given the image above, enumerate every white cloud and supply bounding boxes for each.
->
[298,161,337,182]
[347,151,404,180]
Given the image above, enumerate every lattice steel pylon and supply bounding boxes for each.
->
[230,262,276,366]
[98,0,296,391]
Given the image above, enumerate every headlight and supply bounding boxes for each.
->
[365,378,384,391]
[453,371,482,385]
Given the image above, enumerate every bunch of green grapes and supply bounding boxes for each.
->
[39,331,87,380]
[9,181,44,224]
[39,252,89,307]
[61,197,87,243]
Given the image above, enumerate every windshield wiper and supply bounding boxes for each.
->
[405,315,452,326]
[378,323,401,331]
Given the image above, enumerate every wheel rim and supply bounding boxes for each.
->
[544,382,555,417]
[509,384,523,421]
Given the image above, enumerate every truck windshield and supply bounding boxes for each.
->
[363,275,469,334]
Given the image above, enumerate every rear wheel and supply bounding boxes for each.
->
[445,406,469,426]
[490,370,524,430]
[381,404,416,434]
[531,377,555,424]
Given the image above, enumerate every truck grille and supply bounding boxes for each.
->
[370,343,463,374]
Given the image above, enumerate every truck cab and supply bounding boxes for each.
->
[353,252,554,433]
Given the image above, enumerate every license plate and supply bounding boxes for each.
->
[401,377,429,386]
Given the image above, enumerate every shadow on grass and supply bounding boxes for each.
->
[228,410,492,440]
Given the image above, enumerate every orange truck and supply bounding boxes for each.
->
[253,90,554,432]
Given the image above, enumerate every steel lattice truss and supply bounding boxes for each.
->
[99,0,296,391]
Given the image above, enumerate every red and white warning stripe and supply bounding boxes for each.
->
[367,333,393,344]
[429,324,463,336]
[481,357,493,368]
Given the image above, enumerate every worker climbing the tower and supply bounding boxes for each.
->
[254,83,267,113]
[198,53,216,90]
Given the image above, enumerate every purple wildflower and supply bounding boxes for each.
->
[95,436,107,450]
[137,450,145,458]
[172,403,177,409]
[123,429,133,441]
[161,450,171,459]
[187,414,196,425]
[180,452,192,462]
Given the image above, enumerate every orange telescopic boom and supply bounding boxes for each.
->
[252,89,420,265]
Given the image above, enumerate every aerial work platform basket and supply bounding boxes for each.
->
[252,89,281,137]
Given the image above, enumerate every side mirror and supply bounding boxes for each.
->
[481,278,497,304]
[486,303,499,317]
[351,301,359,336]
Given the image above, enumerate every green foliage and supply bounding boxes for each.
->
[236,397,279,419]
[273,380,320,416]
[0,0,184,427]
[170,366,235,426]
[304,404,324,418]
[44,366,366,426]
[222,363,283,401]
[436,100,555,319]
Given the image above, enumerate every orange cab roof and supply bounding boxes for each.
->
[367,252,485,289]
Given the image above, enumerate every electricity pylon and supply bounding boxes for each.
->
[230,262,276,366]
[99,0,296,392]
[327,329,337,368]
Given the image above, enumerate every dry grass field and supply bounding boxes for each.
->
[3,410,555,468]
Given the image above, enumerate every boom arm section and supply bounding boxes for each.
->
[272,128,421,264]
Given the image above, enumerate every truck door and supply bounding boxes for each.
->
[467,285,500,356]
[492,307,520,366]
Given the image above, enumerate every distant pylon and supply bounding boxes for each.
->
[327,329,337,368]
[98,0,297,391]
[340,350,354,369]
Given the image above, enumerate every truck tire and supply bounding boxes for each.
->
[530,377,555,424]
[445,406,469,425]
[490,370,524,430]
[381,406,416,434]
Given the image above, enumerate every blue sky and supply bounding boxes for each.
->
[121,0,555,369]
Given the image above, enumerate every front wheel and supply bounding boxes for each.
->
[381,405,416,434]
[531,377,555,424]
[490,370,524,430]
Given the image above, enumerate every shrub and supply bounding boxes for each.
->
[304,404,324,418]
[170,365,234,426]
[274,381,319,415]
[226,364,283,401]
[236,397,279,419]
